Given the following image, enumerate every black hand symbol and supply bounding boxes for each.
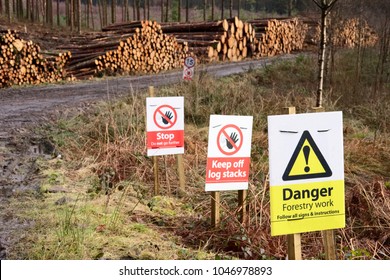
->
[226,132,239,149]
[162,111,173,124]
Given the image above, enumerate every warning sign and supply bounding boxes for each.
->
[282,130,332,181]
[205,115,253,192]
[146,97,184,156]
[267,111,345,236]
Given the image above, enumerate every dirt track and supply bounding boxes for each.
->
[0,54,295,259]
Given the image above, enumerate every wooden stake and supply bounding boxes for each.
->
[149,86,160,196]
[287,234,302,260]
[176,154,186,192]
[322,230,337,260]
[312,106,337,260]
[284,106,302,260]
[211,191,220,227]
[238,190,247,224]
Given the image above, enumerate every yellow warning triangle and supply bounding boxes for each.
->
[283,130,332,181]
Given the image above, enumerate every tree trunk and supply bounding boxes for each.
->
[111,0,116,23]
[185,0,188,22]
[375,18,390,95]
[161,0,164,22]
[147,0,150,19]
[221,0,224,20]
[70,0,74,30]
[35,0,39,22]
[5,0,11,23]
[97,0,103,29]
[78,0,81,33]
[57,0,60,25]
[211,0,214,20]
[313,0,338,108]
[165,0,169,22]
[89,0,94,29]
[136,0,140,20]
[143,0,146,19]
[316,7,327,107]
[203,0,206,21]
[178,0,181,22]
[238,0,240,18]
[288,0,293,17]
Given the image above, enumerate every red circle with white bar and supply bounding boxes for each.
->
[153,105,177,129]
[217,124,243,156]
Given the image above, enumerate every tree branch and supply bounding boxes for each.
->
[312,0,322,9]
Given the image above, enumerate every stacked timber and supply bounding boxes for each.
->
[0,30,71,88]
[103,18,258,62]
[331,18,378,48]
[101,17,308,63]
[248,18,308,57]
[61,20,188,79]
[96,20,188,75]
[309,17,378,48]
[162,17,257,62]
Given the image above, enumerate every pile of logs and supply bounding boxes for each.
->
[61,20,189,79]
[0,30,71,88]
[249,18,308,57]
[309,17,378,48]
[105,17,308,63]
[331,18,378,48]
[97,21,188,75]
[161,18,257,62]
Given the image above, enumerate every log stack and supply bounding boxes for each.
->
[0,30,71,88]
[60,20,189,79]
[152,17,307,62]
[160,18,257,62]
[249,18,308,57]
[103,18,259,62]
[331,18,378,48]
[309,17,378,48]
[96,20,188,76]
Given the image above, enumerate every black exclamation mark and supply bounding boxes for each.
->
[303,145,310,173]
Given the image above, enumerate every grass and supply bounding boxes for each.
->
[6,48,390,260]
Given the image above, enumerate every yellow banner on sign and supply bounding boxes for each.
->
[270,180,345,236]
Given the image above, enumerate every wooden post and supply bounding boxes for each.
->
[284,106,302,260]
[176,154,186,193]
[322,230,337,259]
[287,234,302,260]
[211,191,220,227]
[312,106,337,260]
[149,86,160,196]
[238,190,247,224]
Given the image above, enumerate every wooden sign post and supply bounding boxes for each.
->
[146,86,186,196]
[284,106,302,260]
[149,86,160,195]
[238,189,247,224]
[312,106,337,260]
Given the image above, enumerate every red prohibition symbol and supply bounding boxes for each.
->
[153,105,177,129]
[217,124,243,156]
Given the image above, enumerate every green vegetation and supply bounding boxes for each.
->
[6,49,390,260]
